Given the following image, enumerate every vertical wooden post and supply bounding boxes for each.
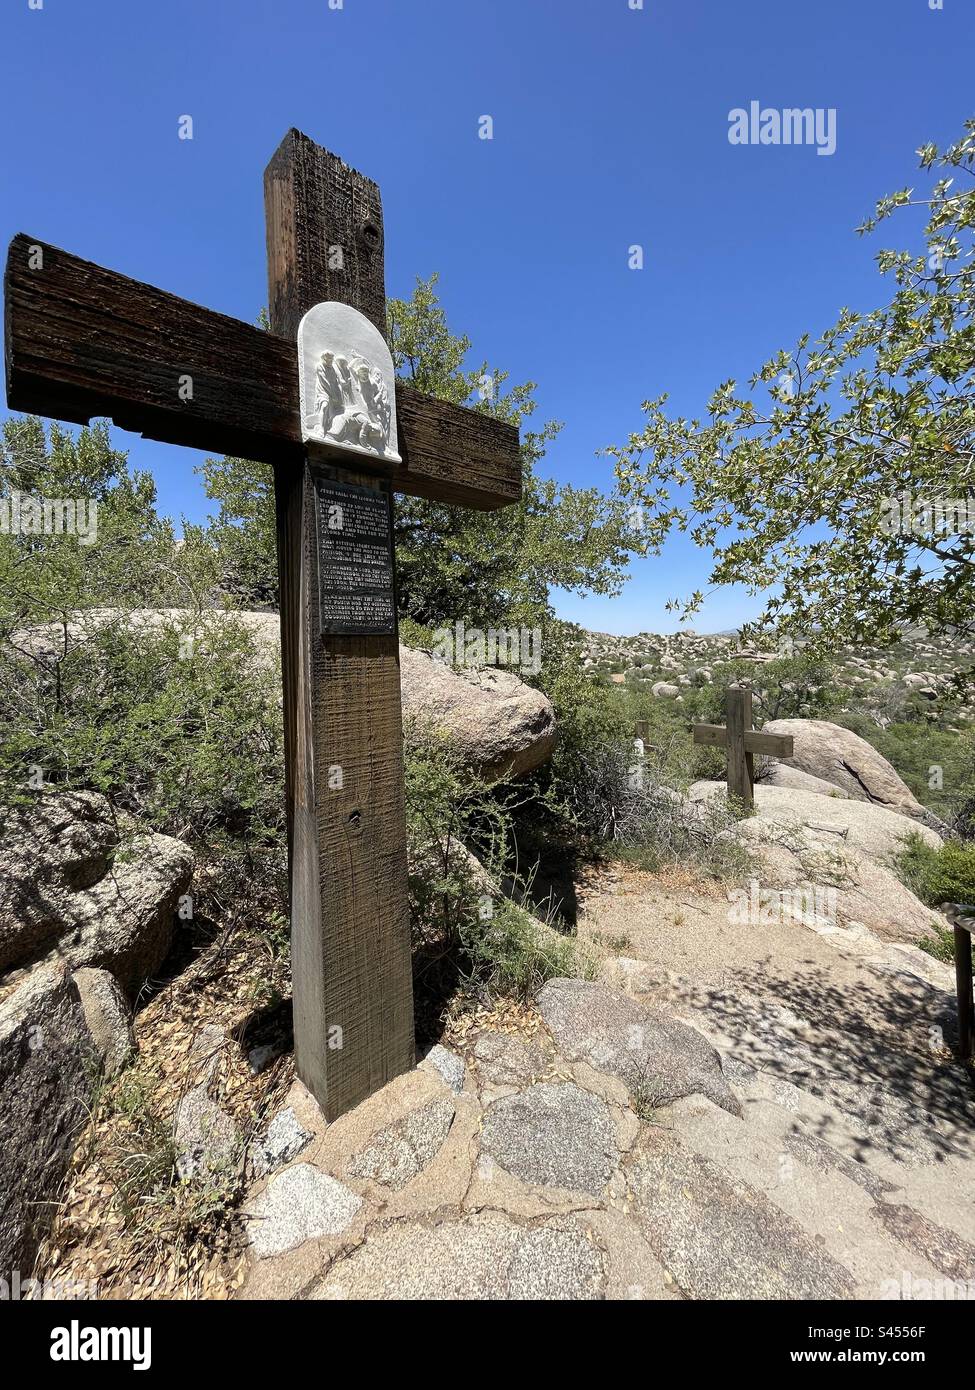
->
[264,130,414,1120]
[726,685,754,810]
[954,925,974,1061]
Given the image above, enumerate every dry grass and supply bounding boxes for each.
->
[442,995,543,1048]
[33,927,549,1299]
[578,859,730,904]
[34,934,293,1301]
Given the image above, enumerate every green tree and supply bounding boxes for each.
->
[196,454,277,607]
[0,418,266,827]
[0,416,197,627]
[608,122,975,651]
[200,274,635,627]
[684,652,840,726]
[389,279,634,629]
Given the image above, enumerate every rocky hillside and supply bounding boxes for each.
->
[580,626,975,725]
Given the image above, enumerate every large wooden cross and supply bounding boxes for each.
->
[692,686,793,809]
[3,129,522,1120]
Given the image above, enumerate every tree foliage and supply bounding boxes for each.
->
[608,122,975,649]
[0,417,185,623]
[196,454,277,608]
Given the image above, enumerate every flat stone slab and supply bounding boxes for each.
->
[347,1097,454,1190]
[234,957,974,1301]
[248,1164,363,1259]
[784,1130,897,1203]
[684,978,972,1166]
[539,978,740,1117]
[175,1085,240,1182]
[252,1107,313,1178]
[871,1203,975,1283]
[420,1045,466,1093]
[313,1212,605,1300]
[472,1033,551,1088]
[481,1082,618,1196]
[627,1134,855,1300]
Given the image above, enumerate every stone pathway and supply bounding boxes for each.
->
[238,889,975,1299]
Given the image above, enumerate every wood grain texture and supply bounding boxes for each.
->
[692,725,793,759]
[265,128,387,340]
[726,685,754,809]
[692,724,729,749]
[743,730,794,759]
[265,130,415,1120]
[4,233,520,509]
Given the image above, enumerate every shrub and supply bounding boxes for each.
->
[0,610,289,966]
[678,653,840,726]
[398,616,436,650]
[896,834,975,909]
[918,924,957,966]
[458,898,584,997]
[485,627,631,883]
[403,722,585,1011]
[621,690,723,783]
[560,736,751,881]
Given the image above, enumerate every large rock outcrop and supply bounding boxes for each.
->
[538,978,741,1117]
[730,815,944,943]
[0,791,193,995]
[756,764,851,798]
[686,782,946,942]
[0,962,96,1272]
[687,782,941,867]
[13,610,557,785]
[0,789,192,1273]
[399,646,556,782]
[760,719,947,833]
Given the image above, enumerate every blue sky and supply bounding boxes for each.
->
[1,0,971,633]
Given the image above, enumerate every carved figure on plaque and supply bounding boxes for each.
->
[298,302,401,463]
[313,350,391,453]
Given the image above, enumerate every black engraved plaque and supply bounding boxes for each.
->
[314,476,396,636]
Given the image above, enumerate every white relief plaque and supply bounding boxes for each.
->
[297,302,401,464]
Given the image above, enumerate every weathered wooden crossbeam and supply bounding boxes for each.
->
[4,234,520,511]
[692,724,794,758]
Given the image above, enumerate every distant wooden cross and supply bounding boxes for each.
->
[4,129,522,1120]
[945,904,974,1061]
[692,686,793,809]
